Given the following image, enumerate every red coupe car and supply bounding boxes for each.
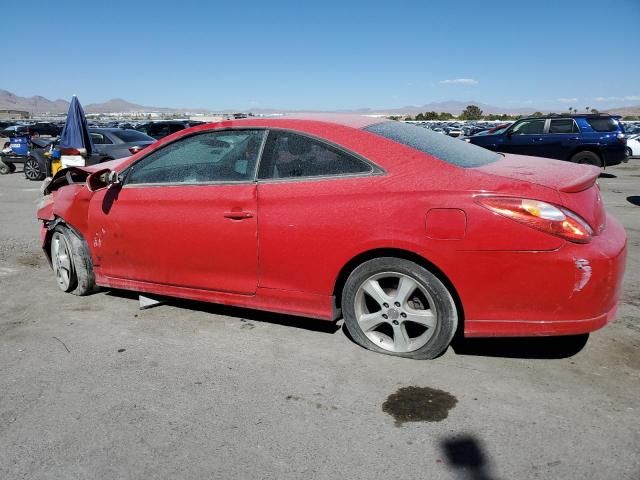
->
[37,116,627,359]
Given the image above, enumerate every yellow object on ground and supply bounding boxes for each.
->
[51,158,62,176]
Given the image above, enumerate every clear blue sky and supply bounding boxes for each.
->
[5,0,639,111]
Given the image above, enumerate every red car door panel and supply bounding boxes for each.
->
[89,184,258,294]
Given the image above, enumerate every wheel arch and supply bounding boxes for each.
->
[42,217,89,267]
[332,248,465,333]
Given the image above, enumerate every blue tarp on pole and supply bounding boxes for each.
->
[59,95,95,156]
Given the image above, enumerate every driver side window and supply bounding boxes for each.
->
[511,119,546,135]
[126,130,266,185]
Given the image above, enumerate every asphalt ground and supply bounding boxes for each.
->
[0,160,638,480]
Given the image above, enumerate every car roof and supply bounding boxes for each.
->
[202,114,385,131]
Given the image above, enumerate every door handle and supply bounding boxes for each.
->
[224,210,253,220]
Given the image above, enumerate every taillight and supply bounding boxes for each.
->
[476,196,593,244]
[128,145,146,155]
[617,133,626,143]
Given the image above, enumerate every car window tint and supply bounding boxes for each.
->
[127,130,265,185]
[90,133,112,144]
[258,131,371,179]
[549,119,579,134]
[148,124,171,137]
[112,129,154,143]
[364,121,500,168]
[586,117,618,132]
[511,119,546,135]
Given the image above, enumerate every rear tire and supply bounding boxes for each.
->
[570,151,602,167]
[0,160,11,175]
[341,257,458,359]
[50,225,97,296]
[626,147,633,158]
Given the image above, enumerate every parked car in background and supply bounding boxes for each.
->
[136,120,205,139]
[0,122,61,138]
[467,114,627,167]
[37,116,626,359]
[626,134,640,157]
[23,134,126,181]
[89,128,156,160]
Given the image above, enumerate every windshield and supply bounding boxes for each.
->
[364,121,501,168]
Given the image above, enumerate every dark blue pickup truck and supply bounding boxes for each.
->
[466,114,628,167]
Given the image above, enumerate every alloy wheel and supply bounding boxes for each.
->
[354,272,438,353]
[24,158,41,180]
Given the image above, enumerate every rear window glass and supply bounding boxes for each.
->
[112,129,154,143]
[586,117,618,132]
[364,121,501,167]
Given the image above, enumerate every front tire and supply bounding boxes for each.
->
[50,225,97,296]
[570,151,602,167]
[342,257,458,359]
[626,147,633,158]
[0,160,11,174]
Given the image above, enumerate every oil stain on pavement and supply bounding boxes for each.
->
[383,386,457,426]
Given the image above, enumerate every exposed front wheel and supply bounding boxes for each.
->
[342,257,458,359]
[50,226,97,296]
[626,147,633,158]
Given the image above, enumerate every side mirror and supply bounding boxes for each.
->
[506,131,513,138]
[86,168,121,192]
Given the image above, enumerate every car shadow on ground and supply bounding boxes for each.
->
[450,334,589,359]
[103,289,589,356]
[341,322,588,359]
[103,289,342,334]
[599,172,617,179]
[627,196,640,207]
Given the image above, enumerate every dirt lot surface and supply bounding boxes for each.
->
[1,161,639,480]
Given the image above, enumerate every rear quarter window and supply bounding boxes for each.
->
[585,117,619,132]
[364,121,501,167]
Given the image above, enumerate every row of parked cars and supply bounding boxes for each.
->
[410,114,636,167]
[0,120,214,180]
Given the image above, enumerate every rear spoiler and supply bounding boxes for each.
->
[558,165,600,193]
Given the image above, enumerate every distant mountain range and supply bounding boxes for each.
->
[1,89,638,117]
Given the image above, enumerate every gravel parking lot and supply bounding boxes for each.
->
[1,161,639,480]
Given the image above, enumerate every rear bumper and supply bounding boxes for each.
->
[465,303,619,337]
[459,214,627,337]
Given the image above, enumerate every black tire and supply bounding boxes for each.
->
[570,151,602,167]
[0,160,11,174]
[7,162,16,173]
[24,156,45,181]
[341,257,458,359]
[50,225,98,296]
[626,147,633,158]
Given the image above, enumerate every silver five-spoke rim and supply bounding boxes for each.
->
[52,233,73,291]
[354,272,437,353]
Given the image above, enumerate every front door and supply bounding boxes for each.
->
[88,129,266,295]
[500,118,548,156]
